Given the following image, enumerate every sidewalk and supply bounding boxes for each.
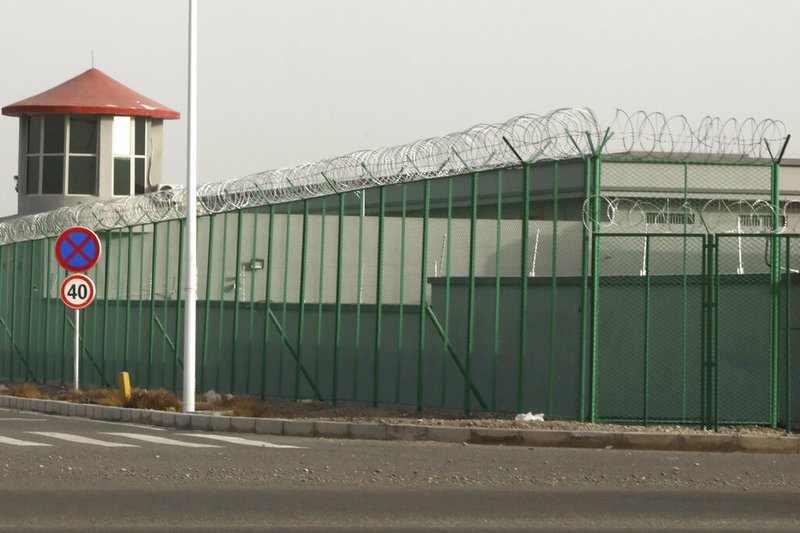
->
[3,394,798,455]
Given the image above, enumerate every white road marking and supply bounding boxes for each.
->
[0,418,47,422]
[178,433,302,448]
[0,435,51,447]
[74,418,167,431]
[101,432,220,448]
[27,432,139,448]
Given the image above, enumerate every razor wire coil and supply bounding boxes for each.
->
[607,110,786,161]
[583,196,800,234]
[0,107,787,244]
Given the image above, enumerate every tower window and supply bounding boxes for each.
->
[25,115,97,196]
[112,116,148,196]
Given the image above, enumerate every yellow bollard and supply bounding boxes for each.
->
[118,371,132,402]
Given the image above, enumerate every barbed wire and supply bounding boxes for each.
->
[0,107,600,243]
[0,107,789,244]
[582,196,799,234]
[605,110,786,161]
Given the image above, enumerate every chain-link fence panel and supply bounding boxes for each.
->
[715,235,773,425]
[594,161,773,236]
[0,241,36,383]
[594,233,706,424]
[780,236,800,430]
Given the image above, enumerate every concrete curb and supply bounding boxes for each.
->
[1,394,798,455]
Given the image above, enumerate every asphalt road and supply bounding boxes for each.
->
[2,408,800,531]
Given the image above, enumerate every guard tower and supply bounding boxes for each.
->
[2,68,180,216]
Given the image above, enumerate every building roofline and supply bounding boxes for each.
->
[2,68,179,119]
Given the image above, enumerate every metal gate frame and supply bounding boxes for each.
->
[592,231,798,430]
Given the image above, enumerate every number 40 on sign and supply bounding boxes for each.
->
[60,273,96,310]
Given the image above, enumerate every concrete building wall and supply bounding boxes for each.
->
[781,165,800,195]
[601,161,773,200]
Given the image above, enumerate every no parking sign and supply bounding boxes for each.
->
[55,226,101,272]
[55,227,100,309]
[55,227,101,391]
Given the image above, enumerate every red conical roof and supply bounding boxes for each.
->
[2,68,180,119]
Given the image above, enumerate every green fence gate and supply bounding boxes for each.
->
[594,231,800,429]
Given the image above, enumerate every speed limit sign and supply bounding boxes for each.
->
[60,274,96,310]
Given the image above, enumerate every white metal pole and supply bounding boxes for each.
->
[530,227,540,277]
[737,217,744,275]
[182,0,198,413]
[73,309,80,391]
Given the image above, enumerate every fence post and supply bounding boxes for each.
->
[231,210,244,393]
[25,242,35,380]
[703,235,720,431]
[713,236,720,431]
[201,215,216,391]
[578,158,591,421]
[147,224,159,388]
[44,238,52,382]
[769,159,781,428]
[441,178,453,405]
[373,187,385,406]
[215,213,229,390]
[784,236,792,431]
[589,154,601,422]
[245,213,259,395]
[643,235,651,426]
[332,196,344,405]
[113,229,123,386]
[395,185,408,403]
[261,206,275,400]
[681,163,689,422]
[547,162,559,414]
[295,201,309,400]
[518,163,530,412]
[349,195,364,398]
[11,243,17,381]
[766,137,789,428]
[101,231,111,384]
[417,181,431,411]
[492,170,504,410]
[159,221,172,388]
[174,219,185,392]
[315,200,326,389]
[465,171,479,415]
[0,246,5,378]
[588,129,612,422]
[136,226,146,382]
[701,234,708,428]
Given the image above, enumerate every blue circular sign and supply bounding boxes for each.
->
[55,227,101,272]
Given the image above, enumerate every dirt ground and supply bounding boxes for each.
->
[0,380,792,436]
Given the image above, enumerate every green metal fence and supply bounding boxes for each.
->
[1,154,798,429]
[593,233,706,425]
[589,155,797,429]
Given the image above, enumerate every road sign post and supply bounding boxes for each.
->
[56,228,101,391]
[74,308,80,392]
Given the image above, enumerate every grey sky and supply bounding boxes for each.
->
[1,0,798,217]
